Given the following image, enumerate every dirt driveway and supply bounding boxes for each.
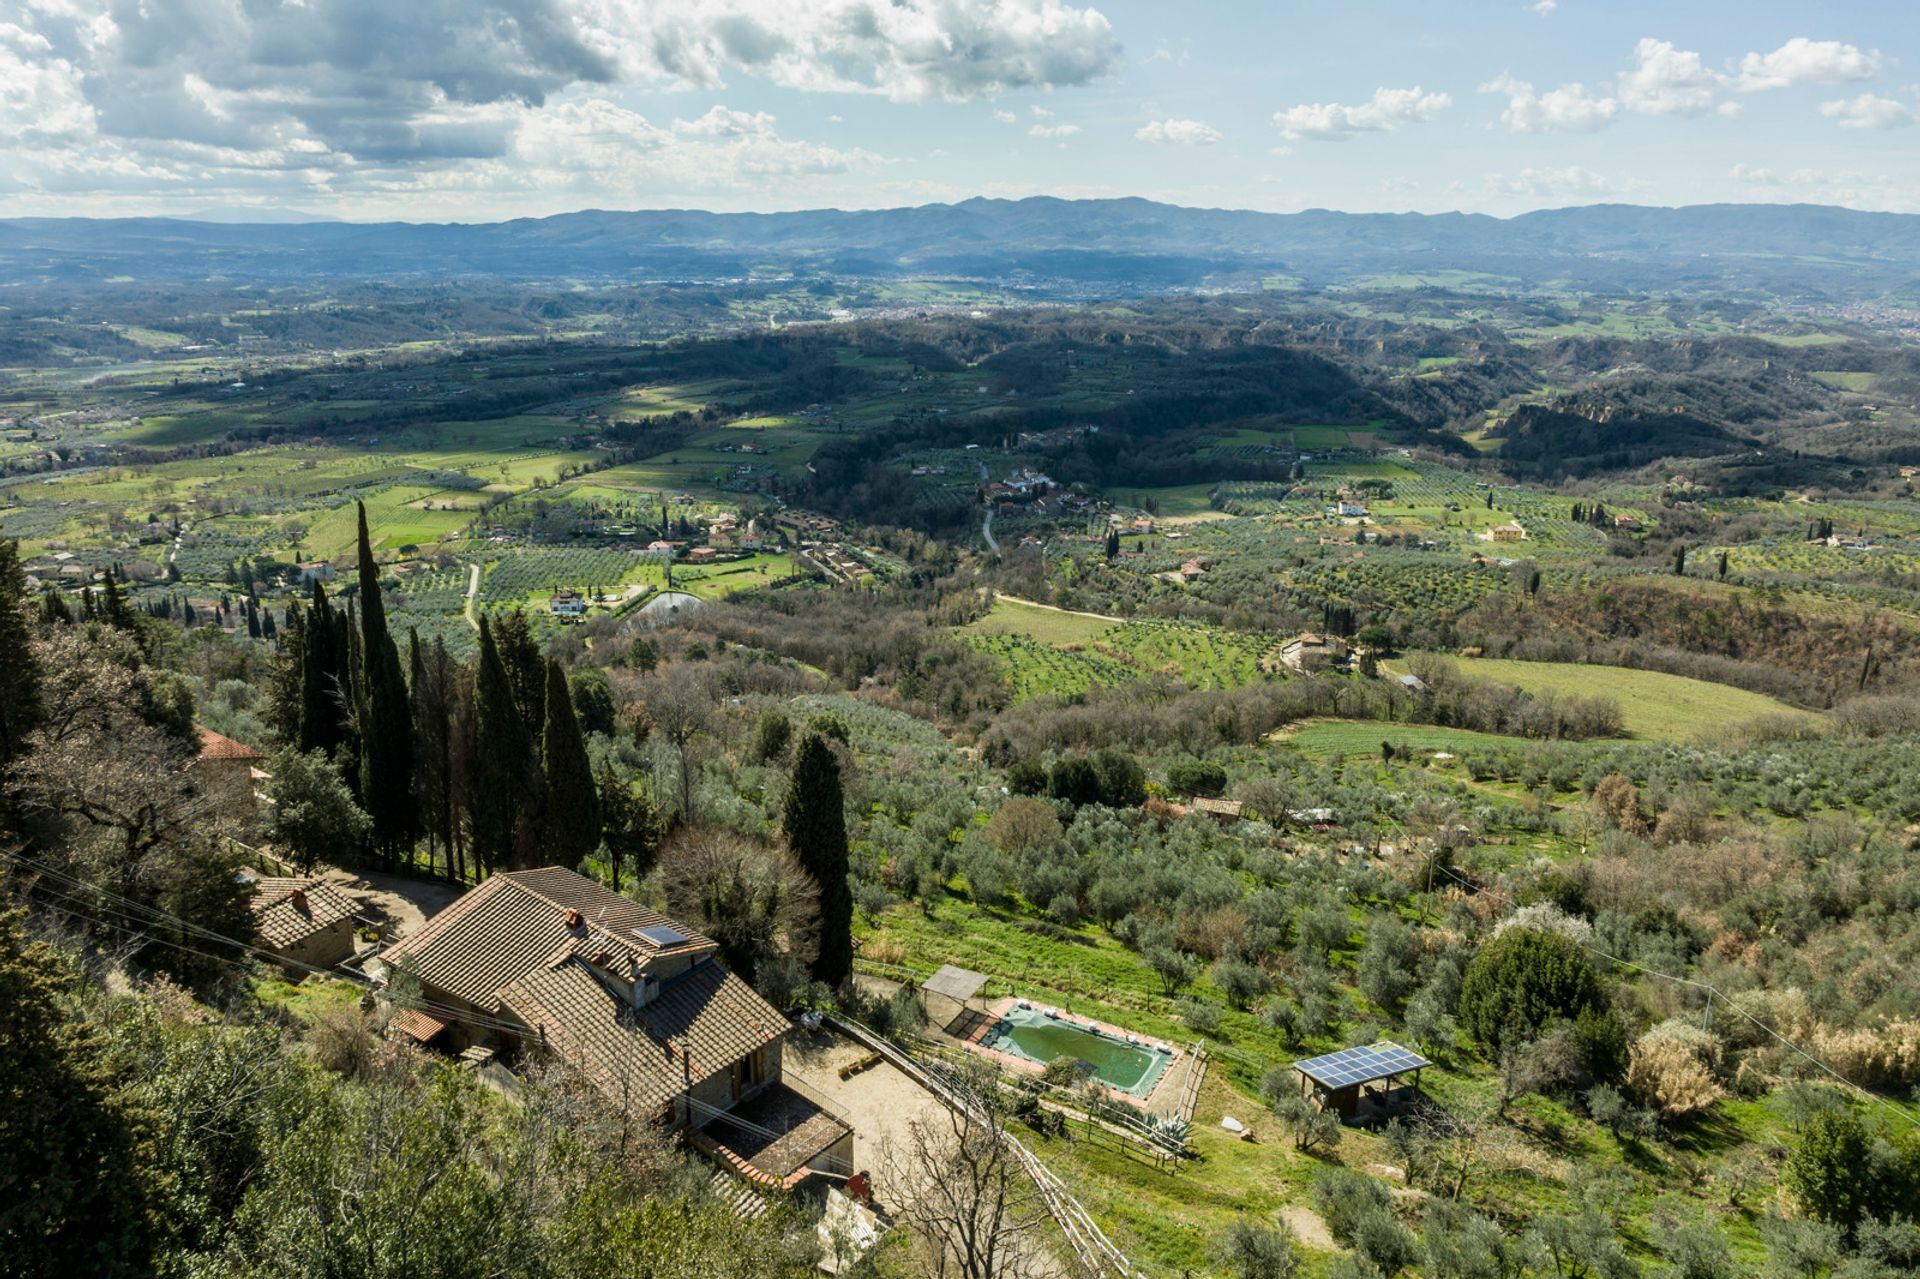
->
[318,865,464,944]
[782,1025,951,1212]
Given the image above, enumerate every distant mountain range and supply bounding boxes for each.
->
[3,197,1918,299]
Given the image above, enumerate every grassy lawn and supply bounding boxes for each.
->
[252,974,364,1024]
[1280,718,1544,759]
[1429,656,1817,740]
[963,596,1116,647]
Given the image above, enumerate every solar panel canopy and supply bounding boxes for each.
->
[1293,1041,1431,1089]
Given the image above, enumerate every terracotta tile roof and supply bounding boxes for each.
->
[378,867,780,1110]
[498,959,785,1114]
[247,875,358,949]
[197,725,265,760]
[379,867,714,1012]
[389,1007,454,1043]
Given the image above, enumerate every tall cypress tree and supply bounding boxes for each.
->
[783,732,853,987]
[540,659,599,870]
[471,617,534,874]
[355,503,414,864]
[298,583,343,757]
[0,540,42,769]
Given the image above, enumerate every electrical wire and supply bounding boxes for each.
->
[1,848,538,1041]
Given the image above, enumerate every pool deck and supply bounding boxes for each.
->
[956,995,1185,1112]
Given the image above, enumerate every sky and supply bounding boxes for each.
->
[1,0,1916,222]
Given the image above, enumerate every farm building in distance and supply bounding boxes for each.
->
[1276,632,1345,673]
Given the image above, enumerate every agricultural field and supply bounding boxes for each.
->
[1279,717,1543,760]
[963,595,1116,647]
[1424,655,1818,740]
[964,632,1140,701]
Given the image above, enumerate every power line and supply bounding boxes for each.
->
[1433,860,1920,1132]
[2,849,535,1041]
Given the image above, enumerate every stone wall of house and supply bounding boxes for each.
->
[272,918,356,972]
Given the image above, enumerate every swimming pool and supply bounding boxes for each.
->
[980,1005,1176,1097]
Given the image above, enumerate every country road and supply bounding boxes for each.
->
[462,563,480,629]
[981,504,999,554]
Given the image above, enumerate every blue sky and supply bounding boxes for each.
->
[2,0,1914,220]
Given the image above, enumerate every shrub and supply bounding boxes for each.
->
[1005,757,1048,796]
[1179,997,1222,1036]
[983,798,1062,855]
[1211,1221,1301,1279]
[1093,748,1147,807]
[1458,927,1606,1056]
[1047,756,1103,806]
[1783,1110,1879,1230]
[1267,1089,1342,1155]
[1312,1167,1393,1243]
[1168,759,1229,797]
[1626,1020,1724,1121]
[1213,957,1272,1010]
[752,709,792,761]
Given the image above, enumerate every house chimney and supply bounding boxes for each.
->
[289,888,307,909]
[563,908,582,930]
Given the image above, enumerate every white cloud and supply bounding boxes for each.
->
[0,0,1115,212]
[1482,165,1633,199]
[1729,162,1775,184]
[1135,117,1221,145]
[1028,122,1079,138]
[1274,86,1451,141]
[672,105,776,136]
[1618,37,1723,117]
[1531,0,1557,13]
[992,108,1017,123]
[1481,74,1618,133]
[1819,93,1915,129]
[1030,105,1054,119]
[1735,38,1882,92]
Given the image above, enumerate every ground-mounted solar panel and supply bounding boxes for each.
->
[1292,1040,1431,1087]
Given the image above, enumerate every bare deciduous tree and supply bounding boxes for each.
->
[883,1066,1052,1279]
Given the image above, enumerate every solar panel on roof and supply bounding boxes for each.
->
[1292,1041,1430,1087]
[634,924,690,948]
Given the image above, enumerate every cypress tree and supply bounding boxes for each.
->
[539,659,600,870]
[99,575,133,630]
[491,609,546,721]
[298,584,341,757]
[0,541,43,768]
[783,732,853,987]
[354,503,415,865]
[471,616,534,874]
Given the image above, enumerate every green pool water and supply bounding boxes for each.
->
[983,1008,1173,1096]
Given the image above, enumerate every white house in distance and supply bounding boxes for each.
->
[548,590,586,619]
[1336,499,1369,518]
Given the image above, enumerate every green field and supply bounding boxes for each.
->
[1431,656,1817,740]
[1281,718,1543,759]
[963,596,1116,647]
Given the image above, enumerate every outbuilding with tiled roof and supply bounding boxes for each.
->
[244,873,360,970]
